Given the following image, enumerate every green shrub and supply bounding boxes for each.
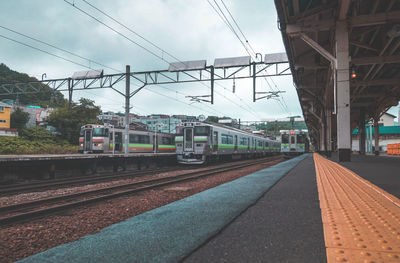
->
[0,136,78,155]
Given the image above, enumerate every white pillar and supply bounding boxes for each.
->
[335,21,351,161]
[326,111,332,152]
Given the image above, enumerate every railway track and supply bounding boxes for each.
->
[0,156,282,225]
[0,166,192,196]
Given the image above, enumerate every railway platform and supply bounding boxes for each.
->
[17,153,400,263]
[0,153,176,182]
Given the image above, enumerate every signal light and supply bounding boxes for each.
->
[351,66,357,79]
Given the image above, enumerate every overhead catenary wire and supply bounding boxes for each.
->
[65,0,263,119]
[0,34,91,70]
[208,0,290,114]
[0,25,120,73]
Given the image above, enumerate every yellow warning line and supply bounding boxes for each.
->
[313,153,400,263]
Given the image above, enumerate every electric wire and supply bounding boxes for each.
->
[0,34,91,70]
[0,25,120,73]
[66,0,262,119]
[208,0,290,114]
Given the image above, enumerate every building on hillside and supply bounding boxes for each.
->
[133,114,200,133]
[352,126,400,153]
[378,112,396,126]
[98,112,139,128]
[0,102,11,129]
[0,102,17,136]
[11,105,54,128]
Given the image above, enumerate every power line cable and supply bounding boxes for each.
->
[0,33,91,69]
[0,25,120,73]
[66,0,262,119]
[208,0,290,114]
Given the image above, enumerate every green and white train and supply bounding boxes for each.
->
[78,124,175,154]
[280,129,309,155]
[175,122,281,164]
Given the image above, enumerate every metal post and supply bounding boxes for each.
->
[68,78,73,110]
[210,66,214,104]
[154,127,157,154]
[252,62,256,102]
[374,118,380,155]
[359,110,366,154]
[125,65,130,155]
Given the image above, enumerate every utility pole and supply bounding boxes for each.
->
[125,65,130,155]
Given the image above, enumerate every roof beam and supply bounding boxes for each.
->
[353,78,400,87]
[286,19,335,34]
[351,55,400,65]
[350,40,378,52]
[298,33,336,64]
[351,11,400,27]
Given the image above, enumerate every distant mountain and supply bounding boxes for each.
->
[0,63,67,107]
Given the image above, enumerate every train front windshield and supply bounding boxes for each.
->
[281,134,289,143]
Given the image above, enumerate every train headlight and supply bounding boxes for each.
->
[80,144,83,147]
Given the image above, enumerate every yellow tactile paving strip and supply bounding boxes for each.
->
[313,153,400,263]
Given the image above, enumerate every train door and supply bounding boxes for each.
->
[290,134,296,150]
[184,128,194,152]
[234,135,238,151]
[248,138,250,151]
[84,129,92,152]
[114,132,123,152]
[213,131,218,152]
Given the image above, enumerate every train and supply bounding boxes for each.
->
[78,123,175,154]
[280,129,309,156]
[175,122,281,164]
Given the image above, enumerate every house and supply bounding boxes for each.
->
[0,102,11,128]
[378,112,396,126]
[0,102,17,136]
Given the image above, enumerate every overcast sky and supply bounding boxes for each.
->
[0,0,398,122]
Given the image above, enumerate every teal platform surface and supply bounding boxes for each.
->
[18,154,308,263]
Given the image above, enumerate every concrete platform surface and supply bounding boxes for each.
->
[185,154,326,263]
[17,154,308,263]
[330,154,400,198]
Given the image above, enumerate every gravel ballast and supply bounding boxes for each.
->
[0,158,283,262]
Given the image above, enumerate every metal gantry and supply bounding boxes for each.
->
[0,53,290,154]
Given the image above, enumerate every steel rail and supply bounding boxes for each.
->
[0,156,282,225]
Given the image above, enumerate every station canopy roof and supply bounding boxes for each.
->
[274,0,400,147]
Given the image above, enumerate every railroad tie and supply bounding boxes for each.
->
[313,153,400,263]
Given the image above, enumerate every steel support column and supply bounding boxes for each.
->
[125,65,130,155]
[374,118,380,155]
[359,110,366,155]
[336,21,351,161]
[326,111,332,155]
[320,122,326,152]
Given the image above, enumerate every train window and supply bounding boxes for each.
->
[109,132,113,141]
[265,142,269,147]
[291,136,295,144]
[129,134,139,143]
[281,134,289,143]
[297,135,305,143]
[258,141,263,147]
[162,137,172,145]
[141,135,150,144]
[221,134,233,144]
[93,128,105,137]
[213,132,218,145]
[194,126,210,136]
[105,129,109,136]
[176,126,183,136]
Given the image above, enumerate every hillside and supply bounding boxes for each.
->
[0,63,66,107]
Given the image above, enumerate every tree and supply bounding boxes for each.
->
[0,63,67,107]
[10,107,30,132]
[46,98,102,144]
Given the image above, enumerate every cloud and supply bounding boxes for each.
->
[0,0,302,120]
